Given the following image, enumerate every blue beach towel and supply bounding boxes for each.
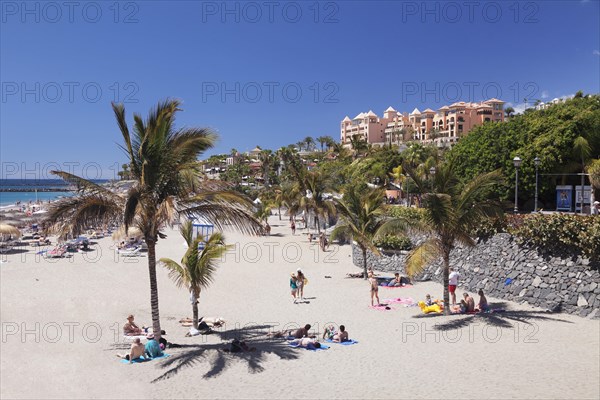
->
[119,353,171,364]
[325,339,359,346]
[288,343,329,351]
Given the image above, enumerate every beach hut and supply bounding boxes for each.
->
[191,217,214,250]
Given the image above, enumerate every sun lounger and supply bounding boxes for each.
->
[118,247,142,257]
[45,245,67,258]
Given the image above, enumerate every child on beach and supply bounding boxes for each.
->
[290,273,298,303]
[368,272,380,306]
[291,221,296,235]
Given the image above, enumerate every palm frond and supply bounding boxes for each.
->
[45,194,122,236]
[159,258,188,290]
[405,239,440,277]
[50,171,112,195]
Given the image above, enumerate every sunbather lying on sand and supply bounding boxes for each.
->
[290,337,323,350]
[267,324,314,339]
[180,316,225,328]
[223,339,256,353]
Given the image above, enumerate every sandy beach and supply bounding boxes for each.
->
[1,214,599,400]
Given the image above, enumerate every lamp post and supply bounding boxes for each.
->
[513,156,522,213]
[534,157,540,212]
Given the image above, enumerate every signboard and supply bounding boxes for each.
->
[556,185,572,211]
[575,185,592,212]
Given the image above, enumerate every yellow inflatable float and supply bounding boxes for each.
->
[418,301,442,314]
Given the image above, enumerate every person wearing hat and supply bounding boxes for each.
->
[116,337,145,363]
[592,201,600,215]
[123,314,143,336]
[144,333,163,359]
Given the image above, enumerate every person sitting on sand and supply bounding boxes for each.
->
[290,337,323,350]
[123,315,144,336]
[368,272,380,306]
[388,273,403,287]
[463,292,475,312]
[144,333,163,359]
[268,324,314,339]
[116,337,146,363]
[323,325,349,342]
[476,289,489,312]
[451,299,468,314]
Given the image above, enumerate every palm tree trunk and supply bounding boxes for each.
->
[443,251,450,315]
[278,206,281,220]
[362,246,368,280]
[316,216,320,234]
[192,291,199,329]
[146,240,162,340]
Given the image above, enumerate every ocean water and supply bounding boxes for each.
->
[0,179,108,208]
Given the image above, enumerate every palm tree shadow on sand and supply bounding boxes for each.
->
[412,302,574,331]
[151,324,301,382]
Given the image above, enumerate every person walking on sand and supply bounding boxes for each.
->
[291,220,296,235]
[368,272,380,306]
[296,269,306,300]
[290,273,299,303]
[448,268,460,305]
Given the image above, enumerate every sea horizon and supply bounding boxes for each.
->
[0,179,109,207]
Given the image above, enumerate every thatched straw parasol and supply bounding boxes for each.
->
[0,224,21,240]
[112,226,143,241]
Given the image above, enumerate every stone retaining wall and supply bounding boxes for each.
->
[352,233,600,318]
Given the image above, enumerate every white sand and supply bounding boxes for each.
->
[1,215,599,399]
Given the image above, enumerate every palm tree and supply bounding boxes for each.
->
[317,136,330,152]
[303,171,336,234]
[45,99,261,340]
[573,136,592,213]
[349,134,368,159]
[304,136,315,152]
[504,107,515,118]
[402,162,503,314]
[330,186,389,279]
[159,221,229,329]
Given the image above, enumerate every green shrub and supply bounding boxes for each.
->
[374,234,413,251]
[509,213,600,261]
[387,206,425,223]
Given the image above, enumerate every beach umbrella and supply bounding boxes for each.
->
[0,224,21,240]
[112,226,143,241]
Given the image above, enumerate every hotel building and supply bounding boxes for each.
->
[340,99,505,148]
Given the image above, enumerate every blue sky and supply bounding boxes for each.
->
[1,0,599,179]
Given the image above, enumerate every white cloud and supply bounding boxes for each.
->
[593,50,600,56]
[541,90,549,99]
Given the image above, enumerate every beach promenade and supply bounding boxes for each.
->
[1,215,599,399]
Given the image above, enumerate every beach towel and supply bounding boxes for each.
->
[119,353,171,364]
[382,297,414,305]
[380,284,413,289]
[325,339,358,346]
[288,343,329,351]
[370,304,393,311]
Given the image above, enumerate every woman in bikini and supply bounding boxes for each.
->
[368,272,380,306]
